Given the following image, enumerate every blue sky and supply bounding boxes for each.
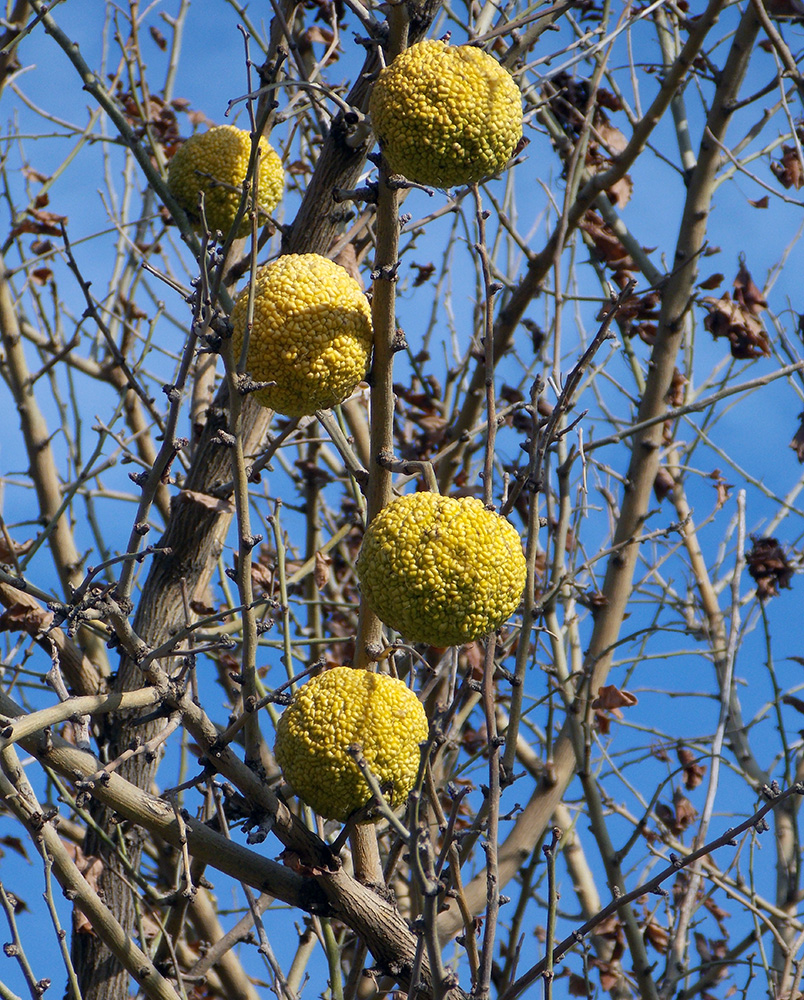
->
[3,2,804,997]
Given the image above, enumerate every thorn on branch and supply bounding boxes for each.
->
[332,182,378,204]
[237,375,277,397]
[386,173,434,196]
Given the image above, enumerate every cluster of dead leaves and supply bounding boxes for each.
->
[656,465,732,509]
[7,173,67,276]
[771,121,804,190]
[701,258,771,359]
[112,81,203,158]
[554,916,628,994]
[746,535,794,600]
[544,74,677,348]
[641,907,729,993]
[651,742,707,790]
[652,370,694,499]
[576,209,660,344]
[645,875,731,990]
[394,377,449,462]
[655,787,698,836]
[544,74,632,205]
[588,914,625,993]
[677,744,706,790]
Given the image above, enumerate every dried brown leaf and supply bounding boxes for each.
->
[70,848,104,935]
[567,972,588,996]
[591,684,639,715]
[411,261,435,287]
[746,536,793,600]
[698,273,725,290]
[304,25,335,44]
[702,895,730,931]
[189,599,216,616]
[0,535,34,561]
[782,694,804,715]
[790,412,804,463]
[673,787,698,832]
[149,25,167,50]
[644,920,669,952]
[734,259,767,315]
[22,166,50,184]
[0,601,52,636]
[331,241,361,287]
[314,551,331,590]
[30,267,53,285]
[771,145,803,189]
[579,210,634,271]
[0,834,29,860]
[654,466,674,502]
[677,744,706,790]
[596,88,623,112]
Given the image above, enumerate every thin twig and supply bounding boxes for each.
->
[500,782,804,1000]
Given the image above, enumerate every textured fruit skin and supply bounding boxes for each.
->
[230,254,373,417]
[356,492,526,647]
[369,39,522,188]
[273,666,429,821]
[167,125,284,237]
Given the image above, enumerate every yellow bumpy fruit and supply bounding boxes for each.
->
[369,39,522,188]
[274,666,429,822]
[230,254,373,417]
[167,125,284,237]
[356,492,526,647]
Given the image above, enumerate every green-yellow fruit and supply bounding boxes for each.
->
[273,666,428,821]
[167,125,284,237]
[369,39,522,188]
[356,492,526,647]
[230,254,373,417]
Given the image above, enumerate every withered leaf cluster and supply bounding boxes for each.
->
[112,82,193,157]
[544,75,631,201]
[587,915,625,993]
[677,744,706,790]
[394,378,448,462]
[653,369,692,500]
[643,918,669,953]
[544,76,669,348]
[702,259,771,359]
[577,208,661,342]
[655,787,698,836]
[771,122,804,189]
[790,411,804,463]
[8,188,67,243]
[746,536,794,600]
